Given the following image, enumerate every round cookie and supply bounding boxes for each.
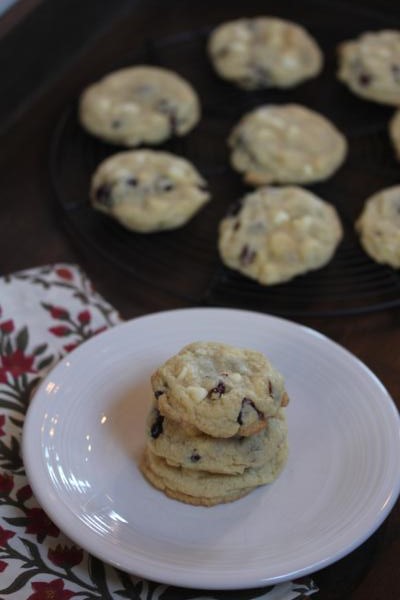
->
[90,150,210,233]
[208,16,323,90]
[146,406,288,475]
[337,30,400,106]
[389,109,400,161]
[152,341,289,438]
[140,450,254,506]
[140,437,288,506]
[355,185,400,268]
[218,186,343,286]
[228,104,347,186]
[79,65,200,146]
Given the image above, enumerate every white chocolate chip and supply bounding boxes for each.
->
[273,210,290,225]
[282,54,299,69]
[177,366,188,380]
[120,102,139,113]
[98,98,111,109]
[169,165,187,178]
[187,386,208,402]
[303,164,314,175]
[230,372,242,382]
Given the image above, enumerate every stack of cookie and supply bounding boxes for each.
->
[140,341,289,506]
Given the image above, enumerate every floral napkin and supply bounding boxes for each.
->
[0,264,318,599]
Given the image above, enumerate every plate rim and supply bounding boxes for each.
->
[22,307,400,590]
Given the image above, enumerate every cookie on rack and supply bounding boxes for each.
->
[79,65,200,146]
[218,186,343,285]
[337,30,400,106]
[152,341,289,438]
[228,104,347,186]
[208,16,323,90]
[355,185,400,268]
[90,150,210,233]
[140,436,288,506]
[389,109,400,160]
[146,405,288,475]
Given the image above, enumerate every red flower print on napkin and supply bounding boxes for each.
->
[48,544,84,569]
[55,267,74,281]
[1,349,36,378]
[0,525,15,547]
[27,578,75,600]
[25,508,60,542]
[0,472,13,495]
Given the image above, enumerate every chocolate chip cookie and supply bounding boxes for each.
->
[218,185,343,285]
[79,65,200,146]
[140,437,288,506]
[228,104,347,185]
[146,405,288,475]
[389,108,400,160]
[152,341,289,438]
[355,185,400,268]
[337,30,400,106]
[208,16,323,90]
[90,150,210,233]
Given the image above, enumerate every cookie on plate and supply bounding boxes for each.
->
[337,30,400,106]
[208,16,323,90]
[79,65,200,146]
[146,405,288,475]
[389,109,400,160]
[152,341,289,438]
[90,150,210,233]
[140,437,288,506]
[218,186,343,285]
[228,104,347,185]
[355,185,400,268]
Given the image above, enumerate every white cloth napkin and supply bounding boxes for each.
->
[0,264,318,599]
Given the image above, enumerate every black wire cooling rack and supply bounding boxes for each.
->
[50,0,400,317]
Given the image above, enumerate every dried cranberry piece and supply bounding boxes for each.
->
[156,176,174,193]
[95,184,113,207]
[150,410,164,439]
[209,381,226,398]
[251,65,272,87]
[156,99,178,133]
[358,72,372,87]
[237,397,264,425]
[190,452,201,462]
[239,245,257,266]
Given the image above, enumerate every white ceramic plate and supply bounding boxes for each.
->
[23,308,400,590]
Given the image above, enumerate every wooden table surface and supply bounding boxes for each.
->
[1,1,399,598]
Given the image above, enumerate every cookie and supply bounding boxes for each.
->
[79,65,200,146]
[146,406,288,475]
[389,109,400,160]
[228,104,347,185]
[140,437,288,506]
[355,185,400,268]
[208,17,323,90]
[151,341,289,438]
[218,186,343,285]
[140,450,253,506]
[337,30,400,106]
[90,150,210,233]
